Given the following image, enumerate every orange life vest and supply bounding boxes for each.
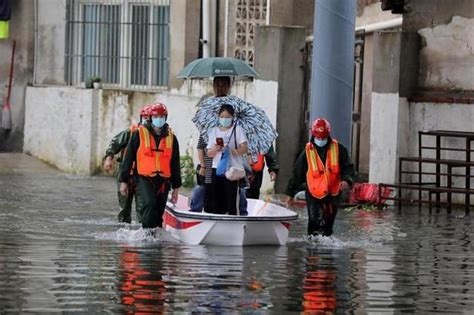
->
[250,154,265,172]
[305,139,340,199]
[136,126,173,178]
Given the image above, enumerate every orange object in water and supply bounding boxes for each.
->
[248,279,265,291]
[349,183,393,205]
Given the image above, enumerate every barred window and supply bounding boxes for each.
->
[65,0,170,90]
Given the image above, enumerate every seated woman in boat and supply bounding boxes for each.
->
[205,104,248,215]
[190,166,248,215]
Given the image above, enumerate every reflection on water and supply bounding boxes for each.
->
[302,252,337,312]
[119,246,166,313]
[0,154,473,313]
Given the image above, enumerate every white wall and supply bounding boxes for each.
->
[93,91,132,172]
[369,95,474,183]
[369,92,403,184]
[23,80,280,194]
[418,16,474,91]
[155,93,203,157]
[36,0,66,85]
[408,102,474,203]
[369,96,474,203]
[408,102,474,159]
[248,80,279,192]
[24,87,99,174]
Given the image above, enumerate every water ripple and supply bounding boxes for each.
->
[0,166,473,313]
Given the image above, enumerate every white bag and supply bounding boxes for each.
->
[225,151,246,181]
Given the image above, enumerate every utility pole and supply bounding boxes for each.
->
[310,0,357,148]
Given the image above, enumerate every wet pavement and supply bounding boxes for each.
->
[0,153,473,313]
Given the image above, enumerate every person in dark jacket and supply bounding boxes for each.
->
[286,118,355,237]
[119,103,181,229]
[103,106,150,223]
[246,145,279,199]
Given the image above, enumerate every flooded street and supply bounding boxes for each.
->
[0,153,473,313]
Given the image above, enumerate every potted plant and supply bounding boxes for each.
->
[92,76,102,89]
[86,75,102,89]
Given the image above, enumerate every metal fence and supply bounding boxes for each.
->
[65,0,170,91]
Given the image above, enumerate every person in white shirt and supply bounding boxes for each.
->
[206,104,248,215]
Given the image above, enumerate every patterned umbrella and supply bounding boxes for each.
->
[192,95,278,160]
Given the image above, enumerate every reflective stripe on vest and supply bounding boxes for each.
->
[250,154,265,172]
[305,139,340,199]
[137,126,173,178]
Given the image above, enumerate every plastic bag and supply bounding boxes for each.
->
[216,148,229,177]
[225,152,246,181]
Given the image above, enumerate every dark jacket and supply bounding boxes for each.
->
[263,145,279,173]
[105,128,134,162]
[119,124,182,189]
[285,137,356,197]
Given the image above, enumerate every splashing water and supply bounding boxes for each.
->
[94,227,179,243]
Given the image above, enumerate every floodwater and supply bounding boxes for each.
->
[0,153,473,313]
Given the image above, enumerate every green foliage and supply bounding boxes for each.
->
[90,75,101,83]
[344,203,383,212]
[85,75,102,88]
[180,154,195,188]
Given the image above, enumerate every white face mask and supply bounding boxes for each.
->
[314,138,328,147]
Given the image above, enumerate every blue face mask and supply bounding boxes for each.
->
[314,138,328,147]
[152,117,166,128]
[219,117,233,128]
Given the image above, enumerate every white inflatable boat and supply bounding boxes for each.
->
[163,195,298,246]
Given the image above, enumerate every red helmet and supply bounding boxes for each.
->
[311,118,331,139]
[140,105,151,117]
[149,103,168,116]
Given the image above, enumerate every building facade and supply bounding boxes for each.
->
[1,0,472,196]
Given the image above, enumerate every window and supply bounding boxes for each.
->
[66,0,170,90]
[234,0,268,66]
